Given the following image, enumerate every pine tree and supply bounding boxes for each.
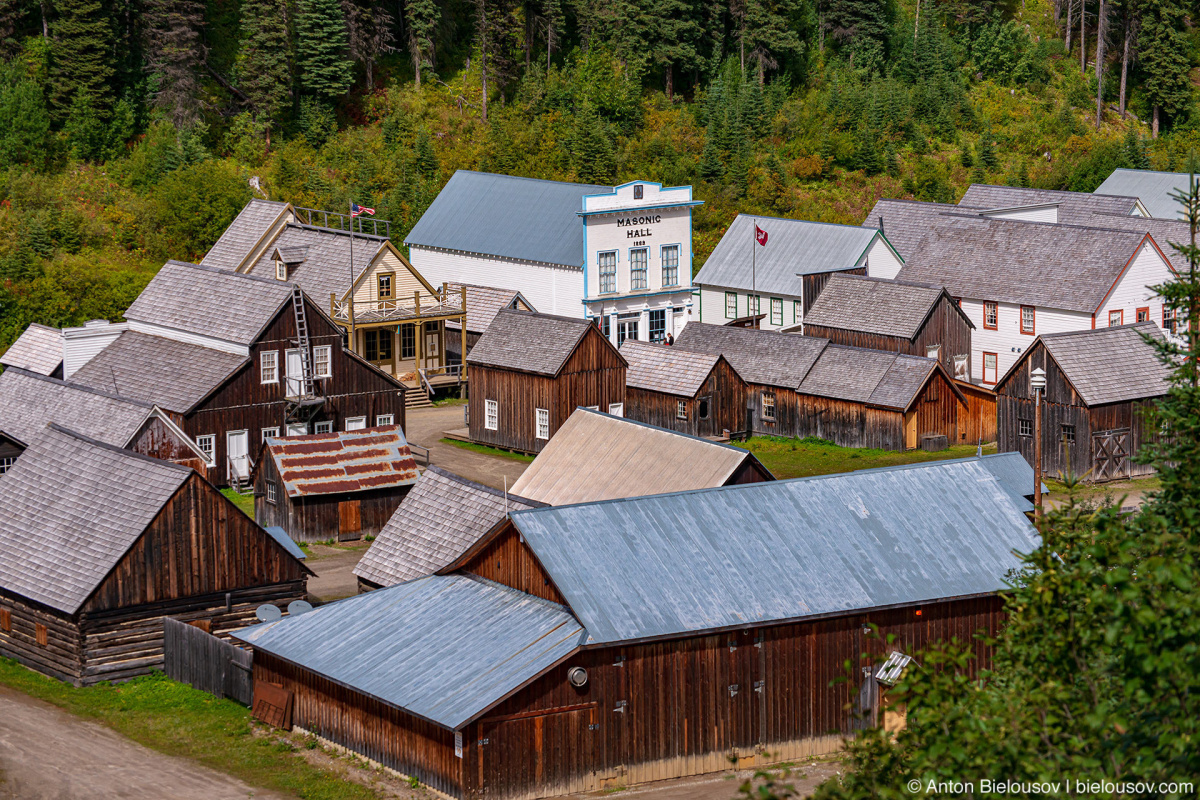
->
[543,0,565,69]
[405,0,440,86]
[1124,124,1150,168]
[571,103,614,183]
[236,0,292,145]
[63,89,108,160]
[415,127,438,176]
[1140,0,1190,136]
[50,0,116,118]
[698,127,724,180]
[144,0,205,128]
[970,162,986,184]
[959,139,974,168]
[343,0,394,89]
[978,125,998,170]
[297,0,354,100]
[885,142,899,178]
[818,0,890,48]
[0,77,51,168]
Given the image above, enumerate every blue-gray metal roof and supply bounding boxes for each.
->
[509,460,1039,645]
[694,214,884,296]
[264,526,306,561]
[232,574,582,730]
[404,171,609,268]
[857,452,1046,513]
[1094,169,1192,219]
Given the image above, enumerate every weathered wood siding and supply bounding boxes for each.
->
[0,592,84,684]
[624,357,747,438]
[457,527,566,605]
[128,415,206,472]
[955,381,998,445]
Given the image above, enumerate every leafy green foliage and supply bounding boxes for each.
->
[152,160,251,259]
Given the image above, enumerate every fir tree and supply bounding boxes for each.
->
[405,0,440,86]
[50,0,116,118]
[571,102,614,183]
[978,125,998,170]
[236,0,292,145]
[1140,0,1190,135]
[959,139,974,168]
[414,127,438,177]
[737,0,803,82]
[970,162,986,184]
[143,0,205,128]
[818,0,890,48]
[297,0,354,101]
[884,142,899,178]
[698,127,724,180]
[63,89,108,160]
[343,0,394,88]
[1124,124,1150,168]
[0,76,51,168]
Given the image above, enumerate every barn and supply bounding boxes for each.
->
[995,323,1171,482]
[0,425,311,686]
[619,340,747,437]
[466,310,627,453]
[234,457,1037,800]
[253,425,420,543]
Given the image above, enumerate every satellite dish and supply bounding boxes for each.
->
[287,600,314,617]
[255,604,282,622]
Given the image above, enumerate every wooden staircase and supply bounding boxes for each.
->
[405,389,433,410]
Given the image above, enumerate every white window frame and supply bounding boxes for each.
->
[982,352,998,385]
[725,291,737,319]
[266,480,277,505]
[926,344,941,360]
[608,403,624,418]
[0,456,16,474]
[312,345,332,378]
[535,408,550,440]
[598,251,617,294]
[762,391,776,421]
[1109,309,1124,327]
[661,244,679,287]
[275,259,286,281]
[629,247,648,290]
[261,427,280,442]
[485,399,498,431]
[260,350,279,384]
[345,416,367,431]
[793,300,801,324]
[770,298,783,327]
[286,423,308,437]
[314,420,333,433]
[676,400,687,420]
[376,414,394,426]
[196,434,215,462]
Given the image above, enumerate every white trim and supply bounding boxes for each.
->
[484,399,498,431]
[312,345,332,378]
[345,416,367,431]
[260,350,279,384]
[608,403,624,418]
[125,319,250,356]
[225,429,250,481]
[535,408,550,440]
[314,420,334,433]
[376,414,395,426]
[261,426,280,442]
[195,434,216,463]
[286,423,308,437]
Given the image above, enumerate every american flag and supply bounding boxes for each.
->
[351,203,375,217]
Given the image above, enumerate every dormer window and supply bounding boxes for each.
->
[634,184,643,200]
[276,259,287,281]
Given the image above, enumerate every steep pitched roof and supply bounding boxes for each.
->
[0,323,62,375]
[68,331,247,413]
[620,340,724,397]
[446,283,536,334]
[405,170,610,268]
[673,323,827,389]
[1035,323,1172,406]
[125,260,293,346]
[959,184,1143,221]
[354,466,544,588]
[246,223,387,303]
[860,198,976,258]
[233,574,583,730]
[694,214,882,295]
[1064,212,1190,273]
[0,368,155,447]
[797,345,950,410]
[509,409,769,505]
[803,273,970,339]
[264,426,419,498]
[0,425,192,614]
[201,199,292,271]
[466,309,619,376]
[507,459,1039,645]
[1094,168,1193,218]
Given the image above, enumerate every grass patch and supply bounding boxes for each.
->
[439,438,536,462]
[1044,475,1160,504]
[0,659,380,799]
[431,396,468,407]
[741,436,998,480]
[220,488,255,519]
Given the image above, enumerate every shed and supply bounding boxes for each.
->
[619,340,748,437]
[994,322,1171,482]
[444,283,537,363]
[254,425,419,542]
[465,310,627,453]
[0,425,311,686]
[0,323,62,377]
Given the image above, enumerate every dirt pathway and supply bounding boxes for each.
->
[0,685,289,800]
[405,405,529,490]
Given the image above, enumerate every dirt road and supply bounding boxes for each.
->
[405,404,528,489]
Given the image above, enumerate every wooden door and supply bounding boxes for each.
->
[338,500,362,540]
[727,629,760,760]
[423,322,441,370]
[226,430,249,482]
[1092,428,1131,482]
[481,706,597,799]
[904,411,917,450]
[696,395,714,438]
[285,349,303,397]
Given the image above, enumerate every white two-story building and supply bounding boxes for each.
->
[405,170,702,345]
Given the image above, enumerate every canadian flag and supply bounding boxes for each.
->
[755,224,768,246]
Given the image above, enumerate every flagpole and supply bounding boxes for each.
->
[751,218,757,322]
[348,203,356,346]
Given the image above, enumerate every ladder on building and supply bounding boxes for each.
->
[291,285,314,399]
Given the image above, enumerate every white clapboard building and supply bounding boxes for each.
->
[404,170,702,345]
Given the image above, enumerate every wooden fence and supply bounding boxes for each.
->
[163,617,253,705]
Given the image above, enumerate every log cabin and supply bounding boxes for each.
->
[234,457,1038,800]
[994,323,1171,482]
[64,260,406,487]
[0,322,63,377]
[620,340,747,437]
[253,425,419,543]
[465,310,627,453]
[694,214,903,331]
[0,425,311,686]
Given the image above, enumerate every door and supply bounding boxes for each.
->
[726,629,761,762]
[904,411,917,450]
[617,318,639,345]
[697,395,713,437]
[423,322,441,370]
[226,430,249,482]
[285,349,303,397]
[338,500,362,540]
[480,706,597,798]
[1092,428,1130,481]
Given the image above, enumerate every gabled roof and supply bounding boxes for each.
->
[247,224,389,303]
[861,198,977,258]
[620,340,725,397]
[264,426,419,498]
[68,331,247,413]
[233,574,583,730]
[959,184,1144,221]
[694,214,884,296]
[466,309,622,376]
[0,368,153,447]
[201,199,293,271]
[507,458,1039,645]
[1094,168,1193,219]
[0,323,62,375]
[509,409,770,505]
[803,273,972,339]
[1064,212,1191,273]
[405,170,609,268]
[125,261,294,346]
[354,466,544,588]
[446,283,537,334]
[673,323,827,389]
[797,345,959,410]
[0,425,192,614]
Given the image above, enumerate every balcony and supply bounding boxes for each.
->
[330,287,466,327]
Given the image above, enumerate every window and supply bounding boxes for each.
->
[0,608,9,632]
[261,427,280,442]
[698,397,710,419]
[725,291,738,319]
[376,414,394,426]
[1109,309,1124,327]
[196,434,215,462]
[983,301,998,330]
[633,184,643,199]
[926,344,941,360]
[770,298,783,327]
[345,416,367,431]
[1019,418,1032,437]
[275,259,287,281]
[1020,305,1036,335]
[599,251,617,294]
[0,457,14,474]
[313,345,331,378]
[260,351,279,384]
[365,329,393,362]
[377,272,394,299]
[400,324,416,360]
[1164,306,1178,334]
[485,399,498,430]
[630,248,648,290]
[661,245,679,286]
[266,481,277,505]
[599,315,611,340]
[1136,307,1150,323]
[286,423,308,437]
[649,309,667,342]
[35,623,47,647]
[762,391,776,421]
[1061,424,1075,445]
[314,420,333,434]
[608,403,624,417]
[752,295,762,316]
[535,408,550,440]
[676,400,687,420]
[794,300,802,324]
[953,354,969,380]
[982,352,998,385]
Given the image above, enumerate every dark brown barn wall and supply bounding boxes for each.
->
[128,416,205,471]
[0,592,84,684]
[956,382,998,445]
[624,356,747,439]
[458,527,566,605]
[910,371,962,445]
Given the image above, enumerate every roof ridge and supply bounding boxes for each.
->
[965,182,1142,203]
[572,407,755,454]
[495,307,591,326]
[163,258,298,290]
[423,464,547,507]
[737,212,881,232]
[1039,321,1160,339]
[288,222,391,243]
[7,367,155,409]
[43,422,194,474]
[453,169,610,191]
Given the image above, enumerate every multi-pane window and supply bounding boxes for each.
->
[608,403,624,417]
[377,273,393,299]
[725,292,738,319]
[1136,307,1149,323]
[1061,424,1075,445]
[266,481,277,505]
[661,245,679,286]
[262,427,280,442]
[1018,418,1032,437]
[313,345,331,378]
[345,416,367,431]
[535,408,550,440]
[196,434,215,462]
[794,301,802,324]
[1020,305,1036,335]
[599,251,617,293]
[599,315,611,340]
[485,399,498,430]
[1109,310,1124,327]
[314,420,333,433]
[1164,306,1178,334]
[400,324,416,360]
[982,353,998,384]
[983,301,998,330]
[276,260,287,281]
[630,248,648,290]
[751,296,761,316]
[376,414,394,426]
[770,298,783,327]
[0,456,15,474]
[762,391,776,421]
[365,329,393,362]
[676,400,687,420]
[260,351,279,384]
[649,309,667,343]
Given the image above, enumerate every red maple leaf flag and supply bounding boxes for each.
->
[755,224,768,246]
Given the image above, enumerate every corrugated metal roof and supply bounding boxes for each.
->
[405,171,609,268]
[265,526,307,561]
[466,309,605,376]
[620,340,722,397]
[674,323,828,389]
[694,214,880,296]
[0,323,62,375]
[509,409,767,505]
[1036,322,1172,406]
[233,574,583,730]
[1094,169,1193,219]
[0,368,152,447]
[265,425,419,498]
[509,459,1039,645]
[202,199,292,271]
[803,274,962,339]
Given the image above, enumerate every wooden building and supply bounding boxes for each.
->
[0,425,311,686]
[956,380,999,445]
[235,457,1037,800]
[445,284,536,364]
[0,322,63,377]
[465,310,627,453]
[65,260,406,487]
[253,425,419,543]
[620,340,747,437]
[995,323,1171,482]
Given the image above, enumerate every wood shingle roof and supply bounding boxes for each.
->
[0,323,62,376]
[803,273,969,339]
[620,340,724,397]
[0,368,154,447]
[466,309,618,376]
[1035,323,1172,406]
[673,323,828,389]
[959,184,1143,221]
[247,224,385,303]
[201,199,292,271]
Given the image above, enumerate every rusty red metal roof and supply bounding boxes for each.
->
[266,425,419,498]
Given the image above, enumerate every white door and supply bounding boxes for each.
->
[285,349,303,397]
[286,423,308,437]
[226,430,249,481]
